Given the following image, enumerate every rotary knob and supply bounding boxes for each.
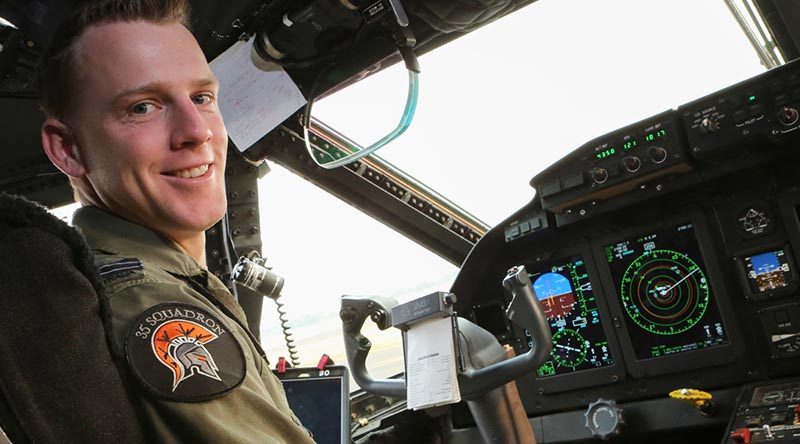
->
[622,156,641,173]
[700,116,719,134]
[778,106,799,126]
[590,168,609,184]
[585,399,624,440]
[648,146,668,164]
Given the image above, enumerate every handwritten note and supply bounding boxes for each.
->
[210,39,307,152]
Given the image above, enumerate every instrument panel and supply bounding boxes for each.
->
[506,211,750,396]
[451,57,800,441]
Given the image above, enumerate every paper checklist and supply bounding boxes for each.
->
[405,316,461,410]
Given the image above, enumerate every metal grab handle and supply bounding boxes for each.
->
[340,295,406,397]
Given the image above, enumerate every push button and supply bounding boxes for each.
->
[562,172,585,190]
[540,180,562,198]
[774,309,791,325]
[749,104,764,118]
[744,416,762,427]
[791,87,800,102]
[769,412,790,425]
[507,225,520,238]
[730,427,751,444]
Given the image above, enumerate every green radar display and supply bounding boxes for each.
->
[525,256,615,378]
[621,249,709,335]
[605,223,728,360]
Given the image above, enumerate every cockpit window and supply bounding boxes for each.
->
[312,0,766,226]
[0,17,16,28]
[257,165,458,381]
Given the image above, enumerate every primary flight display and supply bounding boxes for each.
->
[526,256,615,377]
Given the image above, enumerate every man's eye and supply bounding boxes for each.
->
[192,94,212,105]
[130,102,155,115]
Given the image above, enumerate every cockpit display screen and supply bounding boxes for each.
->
[743,248,793,294]
[604,223,729,360]
[524,256,615,378]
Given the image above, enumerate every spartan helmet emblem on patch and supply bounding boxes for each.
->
[127,303,246,401]
[152,320,222,391]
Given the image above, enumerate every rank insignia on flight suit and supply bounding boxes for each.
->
[126,302,247,401]
[97,257,144,284]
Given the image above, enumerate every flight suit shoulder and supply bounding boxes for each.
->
[102,275,251,402]
[91,257,314,442]
[92,252,176,296]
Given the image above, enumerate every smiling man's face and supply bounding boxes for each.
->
[66,20,228,240]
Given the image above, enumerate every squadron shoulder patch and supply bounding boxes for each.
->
[125,302,246,402]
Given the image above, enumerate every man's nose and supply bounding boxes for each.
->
[170,98,213,149]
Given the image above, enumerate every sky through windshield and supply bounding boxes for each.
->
[313,0,765,226]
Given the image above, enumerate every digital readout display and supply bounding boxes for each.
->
[604,223,729,360]
[744,248,793,294]
[644,128,667,142]
[622,139,638,151]
[524,256,615,378]
[595,147,616,160]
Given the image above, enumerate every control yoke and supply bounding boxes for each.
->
[340,265,552,400]
[340,294,406,397]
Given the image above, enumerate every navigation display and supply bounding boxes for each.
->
[604,223,729,360]
[524,256,615,378]
[743,248,793,294]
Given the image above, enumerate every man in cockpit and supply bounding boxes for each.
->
[37,0,314,442]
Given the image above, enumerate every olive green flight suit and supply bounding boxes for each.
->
[73,206,316,444]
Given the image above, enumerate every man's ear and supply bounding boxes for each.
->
[41,118,86,178]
